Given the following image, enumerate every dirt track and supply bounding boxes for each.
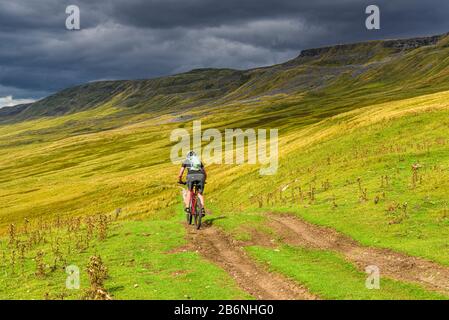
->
[185,214,449,299]
[270,215,449,295]
[185,223,318,300]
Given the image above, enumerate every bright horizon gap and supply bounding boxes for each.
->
[0,96,36,109]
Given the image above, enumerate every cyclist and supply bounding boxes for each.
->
[178,151,207,216]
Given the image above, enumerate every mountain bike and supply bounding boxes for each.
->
[179,181,203,230]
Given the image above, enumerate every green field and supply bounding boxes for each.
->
[1,34,449,299]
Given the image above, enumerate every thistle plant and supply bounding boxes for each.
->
[85,255,112,300]
[8,224,16,246]
[97,215,108,241]
[35,250,46,277]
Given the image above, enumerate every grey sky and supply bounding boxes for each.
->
[0,0,448,105]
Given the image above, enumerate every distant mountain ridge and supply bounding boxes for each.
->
[298,33,447,58]
[2,31,449,123]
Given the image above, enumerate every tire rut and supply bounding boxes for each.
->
[270,214,449,295]
[185,224,318,300]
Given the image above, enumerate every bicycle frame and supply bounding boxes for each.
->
[180,180,203,229]
[189,185,199,216]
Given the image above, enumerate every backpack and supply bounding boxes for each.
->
[189,155,202,171]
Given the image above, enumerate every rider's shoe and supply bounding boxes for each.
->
[184,207,191,214]
[201,208,206,217]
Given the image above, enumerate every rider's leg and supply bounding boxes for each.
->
[197,193,205,208]
[183,189,190,208]
[197,176,206,215]
[185,190,192,210]
[197,193,206,216]
[184,175,193,212]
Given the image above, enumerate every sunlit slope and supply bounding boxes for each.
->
[0,86,448,269]
[212,89,449,265]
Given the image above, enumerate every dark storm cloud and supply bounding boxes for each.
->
[109,0,449,45]
[0,0,448,104]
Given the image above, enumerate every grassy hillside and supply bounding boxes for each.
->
[0,33,449,300]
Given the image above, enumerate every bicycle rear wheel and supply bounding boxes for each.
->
[186,210,193,225]
[194,200,202,230]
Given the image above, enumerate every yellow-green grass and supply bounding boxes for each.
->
[1,89,448,260]
[1,57,449,299]
[209,90,449,266]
